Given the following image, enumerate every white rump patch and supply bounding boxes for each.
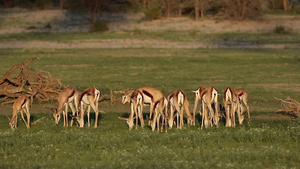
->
[178,92,184,105]
[225,89,232,102]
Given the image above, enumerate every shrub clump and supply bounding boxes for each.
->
[144,0,162,21]
[274,25,287,34]
[89,20,109,32]
[275,97,299,118]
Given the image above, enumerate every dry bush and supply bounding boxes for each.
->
[0,57,64,104]
[275,97,300,118]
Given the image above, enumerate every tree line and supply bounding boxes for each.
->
[1,0,299,22]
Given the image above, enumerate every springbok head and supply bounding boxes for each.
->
[121,90,134,104]
[119,116,135,130]
[51,108,61,125]
[6,114,16,129]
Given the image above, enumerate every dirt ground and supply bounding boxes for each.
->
[0,9,300,49]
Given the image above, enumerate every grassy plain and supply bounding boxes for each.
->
[1,31,300,45]
[0,45,299,168]
[1,8,300,168]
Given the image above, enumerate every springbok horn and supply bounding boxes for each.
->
[50,108,57,114]
[118,117,128,120]
[5,113,11,121]
[70,114,80,120]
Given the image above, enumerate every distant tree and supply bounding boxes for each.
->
[222,0,263,21]
[282,0,296,11]
[85,0,101,23]
[160,0,193,18]
[195,0,199,21]
[140,0,149,9]
[178,0,183,17]
[144,0,161,20]
[59,0,63,9]
[130,0,148,10]
[161,0,183,18]
[2,0,14,8]
[161,0,171,18]
[178,0,193,17]
[194,0,214,21]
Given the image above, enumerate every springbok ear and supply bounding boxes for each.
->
[50,108,57,114]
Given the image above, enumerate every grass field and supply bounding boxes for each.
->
[0,26,300,169]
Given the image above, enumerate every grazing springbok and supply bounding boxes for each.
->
[223,87,240,127]
[119,90,144,130]
[149,97,168,132]
[167,90,192,129]
[122,86,164,121]
[192,86,206,125]
[193,86,219,129]
[6,95,30,129]
[74,87,101,128]
[52,87,80,127]
[234,88,250,124]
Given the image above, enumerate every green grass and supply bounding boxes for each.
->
[0,45,300,168]
[0,113,299,168]
[0,48,299,111]
[1,31,300,45]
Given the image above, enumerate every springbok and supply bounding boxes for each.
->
[234,88,250,124]
[193,86,219,129]
[122,86,164,121]
[223,87,240,127]
[75,87,101,128]
[52,86,80,127]
[6,95,30,129]
[167,90,192,129]
[149,97,168,132]
[119,90,144,130]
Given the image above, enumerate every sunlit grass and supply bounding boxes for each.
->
[0,113,299,168]
[0,47,299,168]
[0,31,300,45]
[0,48,299,112]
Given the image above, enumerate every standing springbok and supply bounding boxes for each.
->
[149,96,168,132]
[52,86,80,127]
[192,86,206,125]
[75,87,101,128]
[119,90,144,130]
[6,95,30,129]
[193,86,219,129]
[223,87,240,127]
[234,88,250,124]
[121,86,164,121]
[167,90,192,129]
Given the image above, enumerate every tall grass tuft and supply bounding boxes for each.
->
[89,20,109,32]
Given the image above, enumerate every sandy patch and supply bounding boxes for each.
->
[0,9,300,49]
[1,9,300,34]
[0,39,299,49]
